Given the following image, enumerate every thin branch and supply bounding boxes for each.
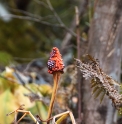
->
[61,0,88,50]
[34,0,49,9]
[1,14,62,27]
[17,113,27,124]
[13,56,46,62]
[23,58,42,72]
[13,57,38,61]
[3,0,85,41]
[46,0,84,40]
[75,7,80,59]
[8,7,42,19]
[46,0,63,24]
[1,14,80,39]
[61,44,77,50]
[75,6,82,123]
[0,72,35,94]
[46,0,84,39]
[9,8,55,20]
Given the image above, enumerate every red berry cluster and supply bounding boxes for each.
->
[47,47,65,74]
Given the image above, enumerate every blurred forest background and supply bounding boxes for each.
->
[0,0,122,124]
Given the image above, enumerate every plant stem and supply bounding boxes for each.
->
[47,72,61,123]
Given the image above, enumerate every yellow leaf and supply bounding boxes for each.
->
[29,84,52,96]
[0,68,19,93]
[0,89,18,124]
[39,84,52,95]
[14,85,35,109]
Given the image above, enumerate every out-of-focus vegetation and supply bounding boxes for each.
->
[0,0,91,123]
[0,0,122,124]
[0,65,77,123]
[0,0,90,64]
[0,67,52,123]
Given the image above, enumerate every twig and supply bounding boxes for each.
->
[46,0,83,38]
[1,14,62,27]
[13,57,38,61]
[36,115,53,122]
[46,0,63,24]
[75,6,82,123]
[61,44,77,50]
[52,111,76,124]
[1,13,80,38]
[13,70,37,94]
[14,112,18,124]
[75,6,80,60]
[8,7,42,19]
[34,0,49,9]
[9,8,55,20]
[6,104,25,116]
[23,57,45,72]
[0,71,35,94]
[61,0,88,50]
[2,1,85,40]
[23,58,39,72]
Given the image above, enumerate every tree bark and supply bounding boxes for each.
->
[83,0,122,124]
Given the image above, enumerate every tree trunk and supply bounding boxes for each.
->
[83,0,122,124]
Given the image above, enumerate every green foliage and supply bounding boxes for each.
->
[0,51,13,66]
[0,0,90,62]
[91,78,106,103]
[0,19,41,59]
